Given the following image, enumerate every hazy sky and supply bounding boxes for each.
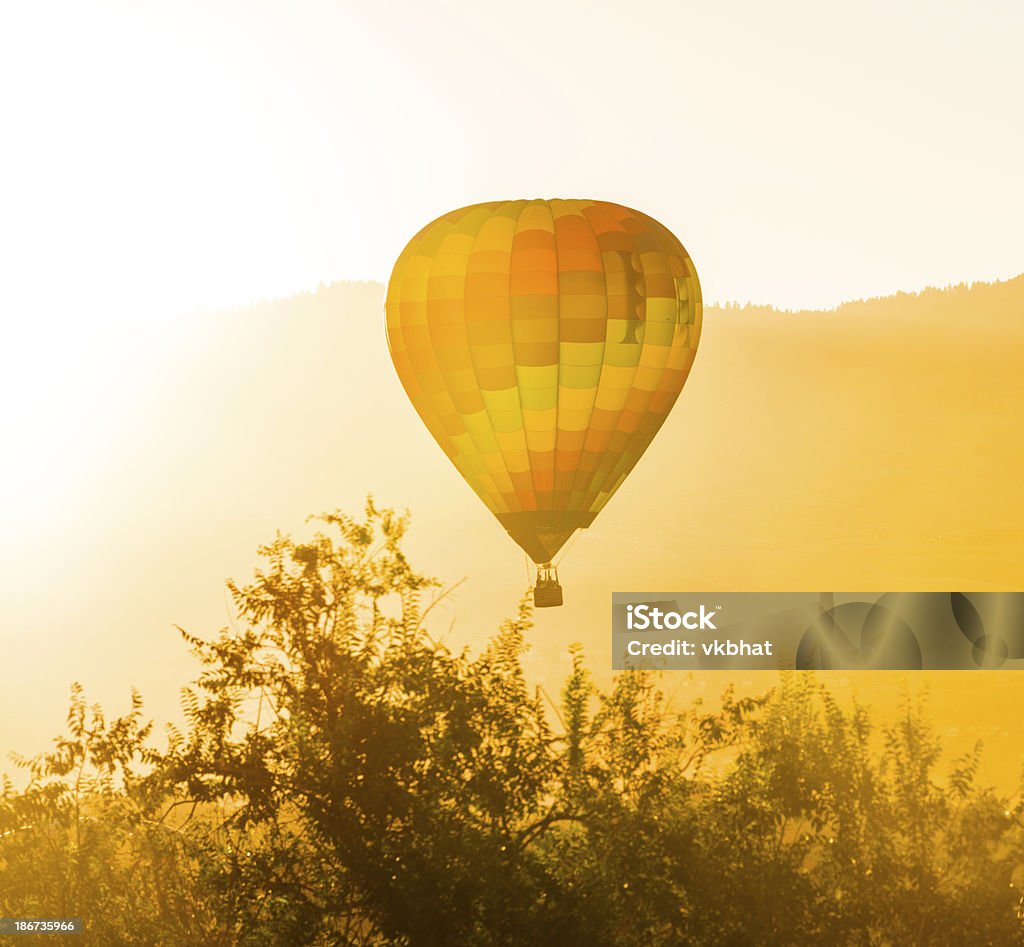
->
[1,2,1023,779]
[1,0,1022,327]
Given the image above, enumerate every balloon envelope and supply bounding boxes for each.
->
[385,199,701,563]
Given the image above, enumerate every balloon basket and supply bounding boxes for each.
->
[533,563,563,609]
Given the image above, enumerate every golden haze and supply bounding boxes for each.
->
[2,277,1023,786]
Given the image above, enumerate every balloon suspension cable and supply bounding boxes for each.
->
[552,529,582,568]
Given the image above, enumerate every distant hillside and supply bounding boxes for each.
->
[3,274,1024,790]
[711,272,1024,323]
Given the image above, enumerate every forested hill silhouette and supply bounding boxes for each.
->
[3,273,1023,792]
[710,271,1024,322]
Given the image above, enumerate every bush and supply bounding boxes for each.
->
[3,503,1023,945]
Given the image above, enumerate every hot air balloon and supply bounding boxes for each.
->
[385,200,701,607]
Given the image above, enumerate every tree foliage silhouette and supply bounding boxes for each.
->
[3,502,1024,945]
